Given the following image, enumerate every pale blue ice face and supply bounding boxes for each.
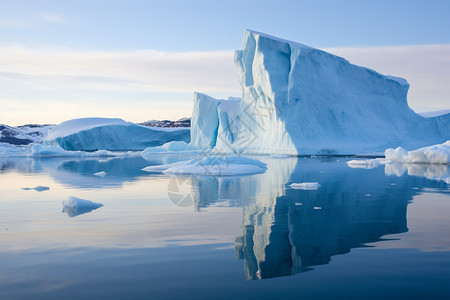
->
[0,155,449,298]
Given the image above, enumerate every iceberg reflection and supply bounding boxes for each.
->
[385,163,449,184]
[190,157,447,280]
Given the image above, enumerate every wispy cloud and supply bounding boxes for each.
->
[0,47,240,93]
[0,44,449,125]
[0,10,69,28]
[35,12,69,23]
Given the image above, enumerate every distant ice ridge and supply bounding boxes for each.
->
[142,155,267,176]
[44,117,190,151]
[188,30,449,155]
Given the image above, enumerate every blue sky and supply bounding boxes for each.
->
[1,0,449,125]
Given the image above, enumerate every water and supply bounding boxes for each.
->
[0,155,449,299]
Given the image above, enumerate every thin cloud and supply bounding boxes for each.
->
[0,44,449,125]
[36,12,69,23]
[0,10,69,28]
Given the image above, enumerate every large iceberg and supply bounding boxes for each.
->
[190,30,450,155]
[44,118,190,151]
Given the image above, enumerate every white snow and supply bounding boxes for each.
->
[142,155,267,176]
[44,117,190,151]
[94,171,106,177]
[45,118,132,140]
[289,182,320,190]
[62,196,103,217]
[385,141,450,164]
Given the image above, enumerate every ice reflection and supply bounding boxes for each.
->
[190,157,448,280]
[385,163,449,184]
[0,154,194,189]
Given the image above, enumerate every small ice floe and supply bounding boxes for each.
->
[346,158,388,169]
[22,185,50,192]
[385,141,449,164]
[289,182,320,190]
[93,171,106,177]
[313,206,322,210]
[365,194,371,197]
[62,196,103,217]
[142,155,267,176]
[270,154,290,159]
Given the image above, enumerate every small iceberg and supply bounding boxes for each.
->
[385,141,450,164]
[346,158,389,169]
[22,185,50,192]
[142,155,267,176]
[62,196,103,217]
[289,182,320,190]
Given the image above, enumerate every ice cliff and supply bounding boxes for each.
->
[191,30,450,155]
[44,118,190,151]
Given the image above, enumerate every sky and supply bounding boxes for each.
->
[0,0,449,125]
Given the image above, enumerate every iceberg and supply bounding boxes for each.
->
[190,30,450,155]
[385,141,450,164]
[44,117,190,151]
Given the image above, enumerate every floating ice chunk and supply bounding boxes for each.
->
[142,155,267,176]
[289,182,320,190]
[22,185,50,192]
[94,171,106,177]
[62,196,103,217]
[385,141,450,164]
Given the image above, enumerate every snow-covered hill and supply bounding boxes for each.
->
[0,124,53,145]
[140,117,190,128]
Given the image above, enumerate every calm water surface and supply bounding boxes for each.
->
[0,155,449,299]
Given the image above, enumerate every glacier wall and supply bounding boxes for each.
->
[193,30,449,155]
